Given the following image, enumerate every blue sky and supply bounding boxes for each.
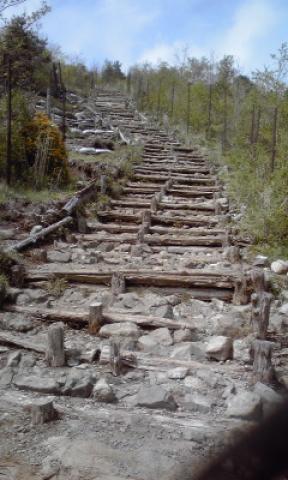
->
[5,0,288,73]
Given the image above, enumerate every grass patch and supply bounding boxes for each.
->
[46,276,68,297]
[0,182,75,206]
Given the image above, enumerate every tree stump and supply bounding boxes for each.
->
[110,341,121,376]
[11,264,25,288]
[46,323,65,367]
[111,272,126,296]
[252,339,274,384]
[29,398,58,425]
[89,302,103,334]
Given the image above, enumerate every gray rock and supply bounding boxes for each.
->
[47,251,72,263]
[167,367,188,380]
[7,350,22,368]
[206,336,232,361]
[0,313,35,332]
[173,329,193,343]
[253,382,283,416]
[93,378,116,403]
[62,371,95,397]
[226,391,262,421]
[182,393,214,413]
[0,367,14,386]
[233,336,253,364]
[13,375,62,395]
[136,385,177,411]
[279,303,288,315]
[137,335,158,352]
[149,327,173,346]
[0,228,16,240]
[171,342,205,361]
[184,376,206,391]
[271,260,288,274]
[99,322,140,339]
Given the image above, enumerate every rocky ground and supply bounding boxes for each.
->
[1,89,288,480]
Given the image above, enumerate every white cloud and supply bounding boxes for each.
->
[216,0,278,68]
[139,41,205,66]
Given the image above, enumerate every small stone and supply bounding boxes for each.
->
[271,260,288,275]
[136,385,177,411]
[149,328,173,346]
[93,378,116,403]
[182,393,213,413]
[226,391,262,421]
[206,336,232,361]
[253,255,269,267]
[137,335,158,352]
[233,337,253,364]
[47,251,71,263]
[30,225,43,235]
[279,303,288,315]
[62,371,95,397]
[171,342,205,361]
[173,329,193,343]
[167,367,188,380]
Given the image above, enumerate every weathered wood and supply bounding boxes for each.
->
[100,174,107,194]
[233,273,249,305]
[27,399,58,425]
[111,272,126,295]
[89,302,103,334]
[110,340,121,376]
[251,270,273,339]
[7,217,73,252]
[46,323,65,367]
[252,340,274,383]
[62,181,97,215]
[10,264,26,288]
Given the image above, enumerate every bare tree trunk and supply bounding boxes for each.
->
[222,88,228,153]
[157,79,162,120]
[271,106,278,173]
[6,55,12,185]
[170,82,175,121]
[250,105,255,145]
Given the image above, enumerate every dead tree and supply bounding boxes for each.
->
[252,339,274,384]
[46,323,65,367]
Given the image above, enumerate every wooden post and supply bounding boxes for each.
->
[111,272,126,296]
[110,340,121,376]
[10,264,25,288]
[89,302,103,334]
[137,225,145,244]
[46,323,65,367]
[100,175,107,194]
[233,274,248,305]
[252,339,274,384]
[151,195,158,213]
[76,209,87,234]
[251,269,272,339]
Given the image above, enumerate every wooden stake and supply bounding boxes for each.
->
[46,323,65,367]
[89,302,103,334]
[252,339,274,384]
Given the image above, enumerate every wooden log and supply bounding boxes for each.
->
[134,173,216,185]
[252,339,274,383]
[7,216,73,252]
[89,302,103,334]
[46,323,65,367]
[251,270,273,339]
[62,181,97,215]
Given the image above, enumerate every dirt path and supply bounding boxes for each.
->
[0,89,285,480]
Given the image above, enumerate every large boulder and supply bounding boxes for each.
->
[271,260,288,275]
[206,336,232,361]
[136,385,177,411]
[226,391,262,421]
[148,328,173,347]
[99,322,140,339]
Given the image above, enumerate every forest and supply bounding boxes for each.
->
[1,0,288,254]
